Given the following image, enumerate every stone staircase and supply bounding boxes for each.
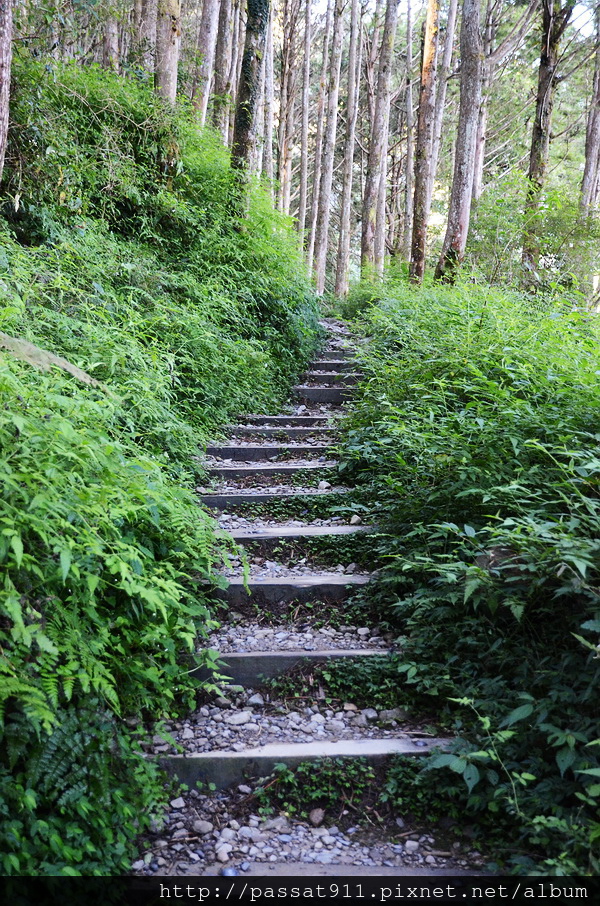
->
[132,321,476,877]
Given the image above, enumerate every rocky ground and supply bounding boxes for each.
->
[204,620,389,653]
[142,689,429,756]
[131,784,485,876]
[219,557,369,580]
[216,514,363,531]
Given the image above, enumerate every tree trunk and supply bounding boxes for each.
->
[192,0,221,125]
[262,7,275,185]
[408,0,439,284]
[0,0,12,184]
[307,0,333,273]
[473,0,539,204]
[297,0,312,241]
[401,0,415,260]
[229,1,246,145]
[139,0,157,70]
[374,95,390,275]
[155,0,181,103]
[231,0,270,179]
[522,0,575,273]
[426,0,458,210]
[277,0,301,215]
[360,0,399,277]
[435,0,484,283]
[103,15,120,71]
[581,7,600,216]
[212,0,234,139]
[313,0,345,294]
[335,0,361,295]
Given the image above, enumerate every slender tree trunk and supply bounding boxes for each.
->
[212,0,234,139]
[471,0,494,204]
[472,0,539,204]
[402,0,415,260]
[155,0,181,103]
[140,0,157,70]
[255,36,267,173]
[192,0,221,125]
[335,0,361,295]
[313,0,345,294]
[277,0,301,215]
[374,96,390,275]
[364,0,384,127]
[360,0,399,276]
[427,0,458,209]
[435,0,483,283]
[103,15,120,71]
[307,0,333,272]
[408,0,439,283]
[298,0,312,241]
[522,1,575,274]
[0,0,12,184]
[231,0,270,179]
[230,1,246,145]
[262,8,275,185]
[581,7,600,216]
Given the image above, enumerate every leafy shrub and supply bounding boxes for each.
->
[0,55,320,874]
[254,759,377,818]
[339,281,600,873]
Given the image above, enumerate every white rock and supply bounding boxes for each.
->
[224,710,252,726]
[247,693,265,706]
[405,840,420,854]
[181,727,195,740]
[350,515,362,525]
[169,797,186,809]
[193,820,214,835]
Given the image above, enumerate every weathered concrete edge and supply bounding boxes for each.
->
[157,738,450,790]
[192,647,389,684]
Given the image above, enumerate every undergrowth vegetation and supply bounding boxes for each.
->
[338,281,600,874]
[0,54,319,874]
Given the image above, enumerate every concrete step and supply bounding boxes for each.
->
[303,371,360,386]
[199,489,350,509]
[193,647,387,685]
[214,573,370,607]
[206,461,336,478]
[315,346,353,359]
[228,524,369,542]
[236,415,337,427]
[226,426,338,440]
[206,444,333,461]
[310,359,356,372]
[199,863,472,877]
[158,737,448,790]
[294,386,352,404]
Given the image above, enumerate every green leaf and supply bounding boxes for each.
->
[60,548,72,582]
[463,763,480,792]
[499,703,534,728]
[580,620,600,633]
[556,747,576,777]
[10,534,23,567]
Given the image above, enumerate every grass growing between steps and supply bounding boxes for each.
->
[0,55,320,875]
[336,281,600,875]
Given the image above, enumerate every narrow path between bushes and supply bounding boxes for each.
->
[131,320,485,878]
